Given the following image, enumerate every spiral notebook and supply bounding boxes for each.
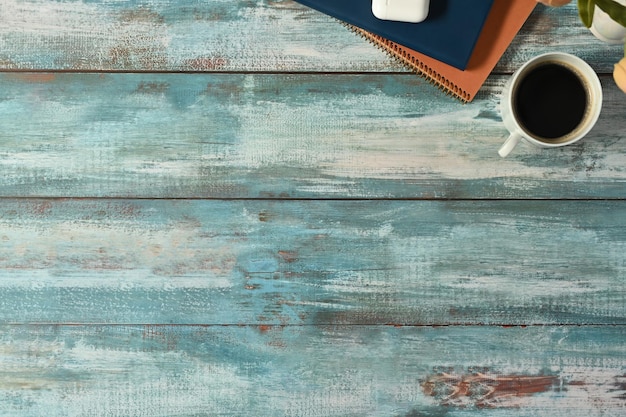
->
[296,0,536,102]
[350,0,537,102]
[295,0,495,70]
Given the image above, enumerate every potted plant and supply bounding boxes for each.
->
[537,0,626,93]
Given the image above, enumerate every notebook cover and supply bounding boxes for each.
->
[294,0,495,70]
[349,0,537,102]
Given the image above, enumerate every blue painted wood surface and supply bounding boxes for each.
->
[1,325,624,416]
[0,72,625,198]
[0,0,621,72]
[0,1,624,415]
[0,199,624,325]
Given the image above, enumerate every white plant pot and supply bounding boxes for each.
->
[590,0,626,44]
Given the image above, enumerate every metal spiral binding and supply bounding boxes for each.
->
[342,23,470,103]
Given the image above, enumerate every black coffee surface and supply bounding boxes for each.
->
[514,63,587,140]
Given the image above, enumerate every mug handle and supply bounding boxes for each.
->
[498,132,522,157]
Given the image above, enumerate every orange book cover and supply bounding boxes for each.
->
[350,0,536,102]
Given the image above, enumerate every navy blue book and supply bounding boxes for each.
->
[294,0,495,70]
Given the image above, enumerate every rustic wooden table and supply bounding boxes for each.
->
[1,1,625,415]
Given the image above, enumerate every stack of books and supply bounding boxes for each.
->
[295,0,536,102]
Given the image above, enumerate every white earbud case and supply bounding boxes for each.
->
[372,0,430,23]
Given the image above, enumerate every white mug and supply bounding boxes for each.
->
[499,52,602,157]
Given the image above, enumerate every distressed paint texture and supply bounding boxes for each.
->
[0,0,624,415]
[0,199,624,325]
[0,73,625,198]
[0,1,621,73]
[0,325,624,416]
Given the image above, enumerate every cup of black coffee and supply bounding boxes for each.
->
[499,52,602,157]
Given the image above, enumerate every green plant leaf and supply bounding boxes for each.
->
[595,0,626,27]
[578,0,596,28]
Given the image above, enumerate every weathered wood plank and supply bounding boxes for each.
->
[0,324,623,416]
[0,199,624,325]
[1,72,625,199]
[0,1,622,73]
